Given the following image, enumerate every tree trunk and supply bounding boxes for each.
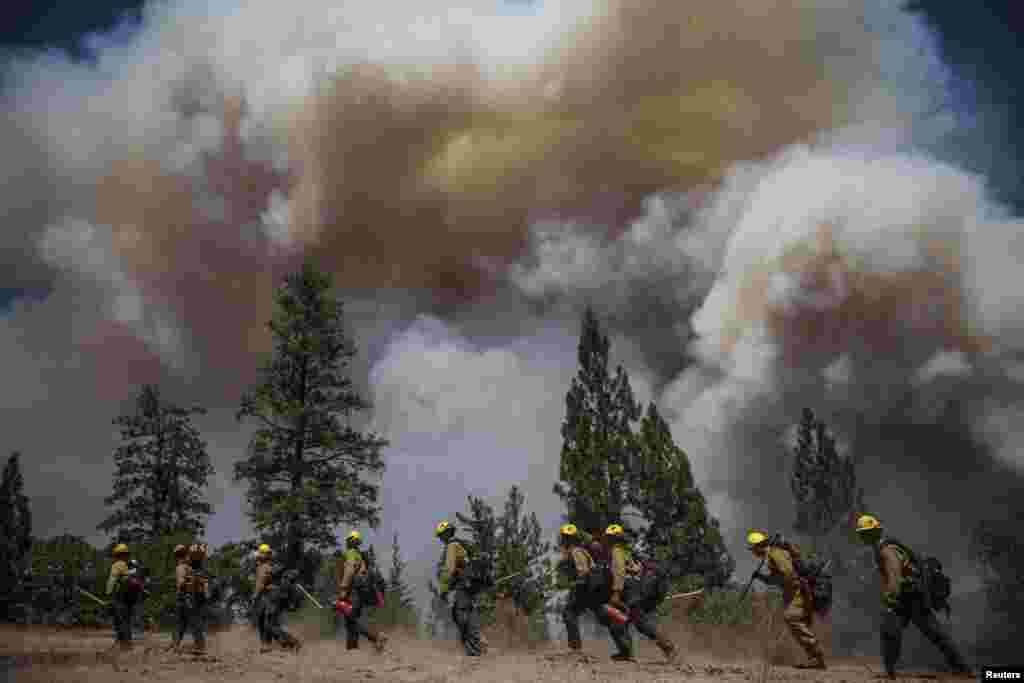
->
[288,357,310,572]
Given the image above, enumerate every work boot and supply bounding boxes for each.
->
[611,651,635,663]
[658,640,678,664]
[119,641,133,652]
[259,643,273,654]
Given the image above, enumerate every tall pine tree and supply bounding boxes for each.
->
[790,408,863,554]
[630,404,733,587]
[495,486,550,614]
[555,308,640,533]
[0,452,33,617]
[98,386,213,542]
[234,261,388,580]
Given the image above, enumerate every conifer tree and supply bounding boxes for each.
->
[555,308,640,532]
[0,452,33,618]
[98,386,213,542]
[234,261,388,580]
[630,403,733,587]
[790,408,863,554]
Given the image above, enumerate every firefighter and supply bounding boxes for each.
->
[435,520,483,657]
[105,543,134,651]
[854,515,971,678]
[180,543,211,654]
[747,530,826,669]
[170,544,190,651]
[609,526,678,664]
[558,523,631,659]
[336,531,387,652]
[605,524,678,663]
[253,544,301,653]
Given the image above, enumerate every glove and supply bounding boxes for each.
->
[882,592,901,612]
[439,589,450,602]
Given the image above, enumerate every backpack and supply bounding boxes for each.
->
[122,561,146,604]
[881,539,952,615]
[771,538,833,615]
[629,559,672,611]
[452,539,495,592]
[362,548,389,607]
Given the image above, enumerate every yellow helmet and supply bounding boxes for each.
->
[346,530,362,544]
[435,521,453,538]
[173,544,188,556]
[560,523,578,537]
[856,514,882,533]
[257,543,271,556]
[747,531,769,548]
[605,524,625,537]
[113,543,129,556]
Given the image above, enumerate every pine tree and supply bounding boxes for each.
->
[98,386,214,542]
[789,408,863,555]
[495,486,550,614]
[630,404,733,587]
[453,496,498,625]
[234,261,388,581]
[555,307,641,533]
[386,532,414,609]
[0,452,33,618]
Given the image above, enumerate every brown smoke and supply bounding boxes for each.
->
[286,0,851,304]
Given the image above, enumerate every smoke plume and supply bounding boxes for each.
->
[1,0,1021,660]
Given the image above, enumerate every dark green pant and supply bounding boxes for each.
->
[451,588,482,656]
[174,595,207,648]
[256,594,297,647]
[338,591,381,649]
[881,595,969,674]
[111,600,133,643]
[561,588,631,656]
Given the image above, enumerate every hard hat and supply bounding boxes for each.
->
[174,544,188,556]
[346,530,362,544]
[747,531,769,548]
[435,521,453,538]
[257,543,271,555]
[113,543,129,556]
[605,524,625,537]
[560,523,578,537]
[856,514,882,533]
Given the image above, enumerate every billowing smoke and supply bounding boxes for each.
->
[1,0,1020,660]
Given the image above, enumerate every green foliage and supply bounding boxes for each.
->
[555,307,640,533]
[0,452,33,619]
[630,404,734,588]
[234,261,388,583]
[454,496,498,626]
[790,408,863,548]
[684,586,784,625]
[25,535,108,625]
[98,385,214,543]
[372,532,418,628]
[207,541,258,622]
[495,486,551,622]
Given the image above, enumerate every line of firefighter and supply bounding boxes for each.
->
[744,514,972,678]
[101,512,976,675]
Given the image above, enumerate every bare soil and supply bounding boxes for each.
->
[0,600,970,683]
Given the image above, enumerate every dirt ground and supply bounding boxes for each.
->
[0,601,972,683]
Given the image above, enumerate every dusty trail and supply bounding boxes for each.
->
[0,613,971,683]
